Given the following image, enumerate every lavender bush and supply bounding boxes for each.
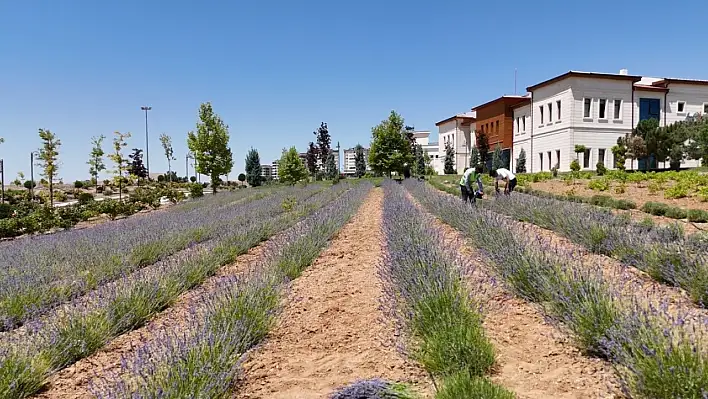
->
[90,183,372,398]
[330,379,418,399]
[380,182,512,398]
[0,187,287,331]
[0,183,355,398]
[406,180,708,398]
[474,190,708,307]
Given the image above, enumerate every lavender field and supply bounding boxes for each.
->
[1,179,706,399]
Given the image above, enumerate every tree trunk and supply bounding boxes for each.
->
[49,180,54,207]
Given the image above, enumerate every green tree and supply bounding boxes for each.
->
[443,141,455,174]
[108,131,131,201]
[245,148,262,187]
[492,144,504,170]
[368,111,414,177]
[624,134,647,170]
[354,144,366,178]
[159,133,176,182]
[469,147,480,168]
[305,142,319,178]
[324,151,338,180]
[128,148,148,183]
[237,173,246,185]
[414,144,425,176]
[476,131,490,171]
[424,152,435,175]
[88,135,106,185]
[611,138,628,171]
[37,129,61,207]
[574,144,587,160]
[314,122,331,176]
[278,146,308,185]
[187,102,234,194]
[516,148,527,173]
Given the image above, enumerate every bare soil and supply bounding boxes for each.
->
[422,202,621,399]
[531,179,708,211]
[236,189,432,399]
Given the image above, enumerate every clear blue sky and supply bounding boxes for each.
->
[1,0,706,181]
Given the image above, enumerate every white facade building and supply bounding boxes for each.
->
[435,112,476,174]
[512,70,706,173]
[343,147,370,175]
[409,131,442,174]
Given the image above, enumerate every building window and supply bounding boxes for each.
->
[548,103,553,122]
[539,153,544,171]
[599,99,607,119]
[584,98,592,118]
[496,120,499,133]
[522,116,526,132]
[557,100,561,121]
[614,99,622,119]
[556,150,561,168]
[677,101,686,113]
[516,117,520,133]
[547,151,551,169]
[583,148,591,168]
[598,148,606,166]
[704,103,708,114]
[540,106,544,124]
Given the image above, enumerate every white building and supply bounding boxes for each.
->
[270,160,279,179]
[260,164,272,179]
[343,147,370,176]
[408,131,442,174]
[512,70,706,173]
[435,112,476,174]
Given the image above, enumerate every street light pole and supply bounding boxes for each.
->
[141,106,152,178]
[30,151,38,201]
[0,159,4,204]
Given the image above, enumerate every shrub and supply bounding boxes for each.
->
[129,187,161,209]
[74,180,84,189]
[687,209,708,223]
[588,178,610,192]
[0,203,13,219]
[78,192,95,205]
[664,206,687,220]
[589,195,614,208]
[103,187,114,196]
[664,184,688,199]
[596,161,607,176]
[647,180,662,195]
[188,183,204,198]
[437,374,514,399]
[697,187,708,202]
[330,380,418,399]
[641,201,670,216]
[570,159,581,172]
[614,199,637,210]
[614,182,627,194]
[157,175,165,183]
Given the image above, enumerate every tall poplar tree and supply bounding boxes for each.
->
[187,102,234,194]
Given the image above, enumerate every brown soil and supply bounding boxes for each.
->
[236,189,432,399]
[610,209,708,235]
[418,199,621,399]
[531,179,708,211]
[35,239,266,398]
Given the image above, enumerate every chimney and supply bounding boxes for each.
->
[619,69,628,76]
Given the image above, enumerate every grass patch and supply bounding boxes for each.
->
[436,374,515,399]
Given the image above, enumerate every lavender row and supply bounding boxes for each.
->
[379,182,513,398]
[473,189,708,307]
[0,186,302,331]
[406,180,708,398]
[91,183,372,398]
[0,183,355,399]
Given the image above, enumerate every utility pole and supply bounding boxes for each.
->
[141,106,152,177]
[0,159,4,204]
[30,151,38,202]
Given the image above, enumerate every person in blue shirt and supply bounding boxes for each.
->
[459,165,484,204]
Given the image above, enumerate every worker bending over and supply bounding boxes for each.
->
[490,168,517,195]
[459,165,484,204]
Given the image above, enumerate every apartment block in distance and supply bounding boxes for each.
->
[472,95,530,171]
[435,112,476,174]
[343,146,370,176]
[512,70,707,173]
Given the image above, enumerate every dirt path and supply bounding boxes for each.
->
[35,242,266,398]
[412,193,621,399]
[236,188,431,399]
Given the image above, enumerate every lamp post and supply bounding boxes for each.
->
[141,106,152,177]
[0,159,4,204]
[30,151,39,202]
[186,152,194,181]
